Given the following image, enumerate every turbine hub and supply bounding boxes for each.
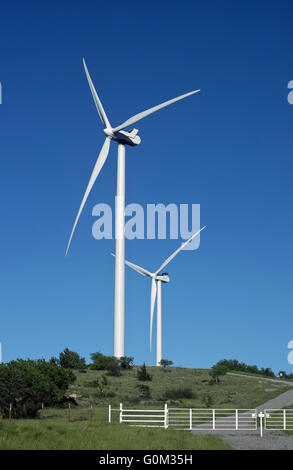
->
[104,128,114,138]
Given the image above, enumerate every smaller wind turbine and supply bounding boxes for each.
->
[112,226,206,366]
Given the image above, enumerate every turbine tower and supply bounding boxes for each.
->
[113,226,206,365]
[66,59,200,358]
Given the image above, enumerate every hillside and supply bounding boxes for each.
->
[66,366,291,410]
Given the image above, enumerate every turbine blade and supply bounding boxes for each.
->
[112,89,200,132]
[83,58,111,129]
[110,254,152,277]
[150,278,157,351]
[66,137,111,255]
[155,226,206,274]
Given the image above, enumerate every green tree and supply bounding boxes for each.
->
[159,359,173,369]
[59,348,86,369]
[137,363,152,381]
[90,352,121,376]
[119,356,134,370]
[106,358,121,377]
[0,359,75,418]
[209,363,228,383]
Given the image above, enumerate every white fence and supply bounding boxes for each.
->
[168,408,257,431]
[109,404,256,431]
[109,404,293,436]
[117,403,168,428]
[264,409,293,431]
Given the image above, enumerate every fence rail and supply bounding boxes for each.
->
[264,409,293,431]
[109,404,257,431]
[168,408,257,431]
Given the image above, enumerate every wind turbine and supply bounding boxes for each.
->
[66,58,200,359]
[112,226,206,366]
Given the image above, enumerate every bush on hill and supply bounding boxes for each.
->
[57,348,86,370]
[213,359,275,378]
[0,359,76,418]
[162,387,196,400]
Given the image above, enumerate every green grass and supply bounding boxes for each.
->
[68,366,291,410]
[0,419,231,450]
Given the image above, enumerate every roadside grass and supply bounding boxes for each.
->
[0,419,231,450]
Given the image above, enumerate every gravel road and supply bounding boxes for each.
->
[192,429,293,450]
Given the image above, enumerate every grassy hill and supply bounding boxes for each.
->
[67,366,291,410]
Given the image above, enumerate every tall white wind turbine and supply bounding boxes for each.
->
[66,59,200,359]
[112,227,206,365]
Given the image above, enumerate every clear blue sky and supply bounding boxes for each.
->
[0,1,292,373]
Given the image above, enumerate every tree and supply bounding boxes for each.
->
[0,359,75,418]
[106,358,121,377]
[159,359,173,369]
[260,367,275,378]
[119,356,134,370]
[209,363,228,383]
[59,348,86,369]
[137,363,152,381]
[90,352,120,375]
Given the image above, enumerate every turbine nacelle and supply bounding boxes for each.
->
[104,128,141,146]
[155,273,170,283]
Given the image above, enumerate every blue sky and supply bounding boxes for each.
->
[0,1,292,373]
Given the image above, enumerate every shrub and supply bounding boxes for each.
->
[101,375,109,386]
[203,393,214,407]
[90,352,120,375]
[212,359,275,378]
[85,379,100,388]
[106,361,121,377]
[137,363,152,381]
[119,356,134,370]
[162,387,196,400]
[137,384,151,399]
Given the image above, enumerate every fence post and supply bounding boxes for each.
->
[236,409,238,430]
[258,412,264,437]
[9,403,12,424]
[189,409,192,430]
[164,403,168,429]
[108,404,112,423]
[284,410,286,431]
[119,403,122,424]
[212,409,215,430]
